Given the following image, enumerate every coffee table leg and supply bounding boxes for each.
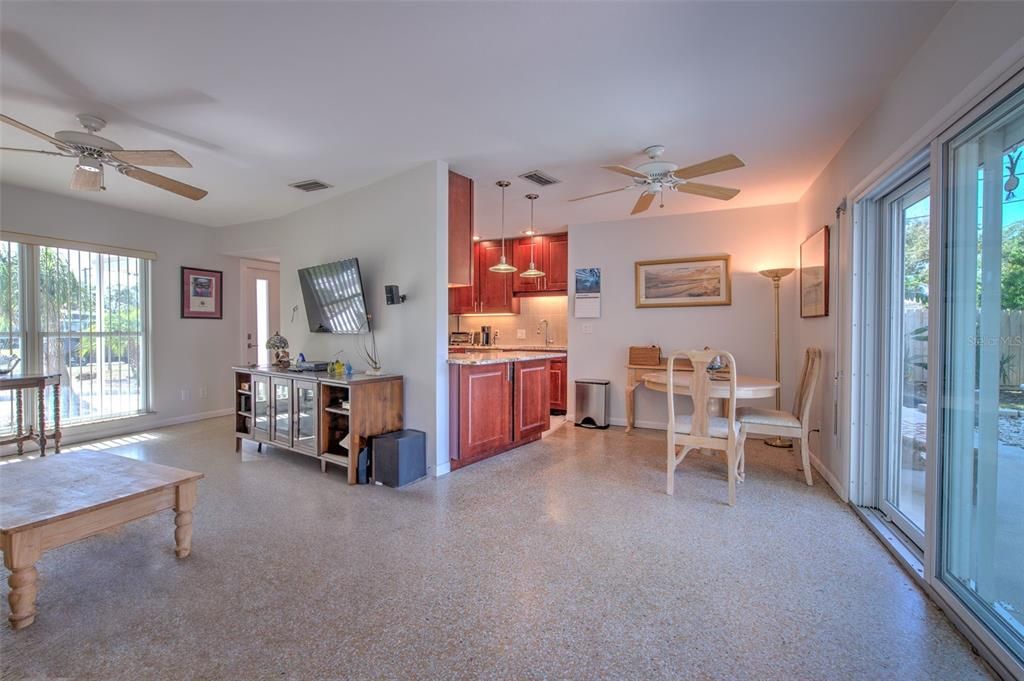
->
[4,530,41,629]
[37,385,46,456]
[53,382,62,454]
[174,480,197,558]
[15,389,23,455]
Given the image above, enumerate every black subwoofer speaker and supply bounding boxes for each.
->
[372,429,426,488]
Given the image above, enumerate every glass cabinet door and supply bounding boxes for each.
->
[293,380,317,453]
[272,378,292,446]
[252,375,270,440]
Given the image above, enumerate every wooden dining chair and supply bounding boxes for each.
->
[737,347,822,486]
[666,349,742,505]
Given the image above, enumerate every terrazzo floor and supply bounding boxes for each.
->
[0,416,994,680]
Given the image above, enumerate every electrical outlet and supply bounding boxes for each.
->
[180,389,191,401]
[516,329,526,339]
[582,323,593,334]
[199,386,208,399]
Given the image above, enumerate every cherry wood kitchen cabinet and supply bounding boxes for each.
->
[449,357,551,469]
[549,356,567,413]
[511,233,568,295]
[448,171,474,287]
[476,240,520,314]
[448,281,476,314]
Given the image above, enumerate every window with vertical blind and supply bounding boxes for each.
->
[0,236,151,432]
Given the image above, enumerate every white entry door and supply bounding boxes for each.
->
[241,261,280,366]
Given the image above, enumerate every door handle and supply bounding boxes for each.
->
[247,342,257,349]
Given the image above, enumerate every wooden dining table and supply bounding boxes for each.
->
[624,369,779,432]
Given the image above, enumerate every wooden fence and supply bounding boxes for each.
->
[903,308,1024,387]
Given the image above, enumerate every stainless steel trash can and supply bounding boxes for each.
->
[575,379,610,429]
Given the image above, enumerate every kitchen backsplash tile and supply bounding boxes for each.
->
[449,295,568,347]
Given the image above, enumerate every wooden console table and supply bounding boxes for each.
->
[0,450,202,629]
[0,372,61,455]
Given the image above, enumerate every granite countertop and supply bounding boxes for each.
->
[449,344,567,352]
[447,350,567,365]
[232,365,400,385]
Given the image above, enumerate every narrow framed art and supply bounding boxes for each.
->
[800,226,829,318]
[181,266,223,319]
[635,255,731,308]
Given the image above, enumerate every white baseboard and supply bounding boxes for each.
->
[810,452,848,502]
[609,416,669,430]
[0,407,234,456]
[434,461,451,477]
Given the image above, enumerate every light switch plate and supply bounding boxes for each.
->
[516,329,526,339]
[582,323,593,334]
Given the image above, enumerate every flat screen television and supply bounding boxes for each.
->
[297,258,370,334]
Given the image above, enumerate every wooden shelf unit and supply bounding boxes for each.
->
[233,367,403,484]
[234,372,254,438]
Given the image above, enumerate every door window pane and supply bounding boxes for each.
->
[0,241,23,434]
[943,85,1024,661]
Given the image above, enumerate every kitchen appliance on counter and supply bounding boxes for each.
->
[449,331,474,347]
[480,325,493,346]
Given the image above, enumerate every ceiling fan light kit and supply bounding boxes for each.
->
[0,112,207,200]
[520,193,545,279]
[489,180,518,274]
[571,145,745,216]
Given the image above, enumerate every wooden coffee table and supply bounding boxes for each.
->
[0,450,202,629]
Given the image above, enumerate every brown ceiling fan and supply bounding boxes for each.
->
[569,145,743,215]
[0,113,208,201]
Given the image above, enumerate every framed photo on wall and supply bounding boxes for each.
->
[800,226,830,318]
[635,255,732,308]
[181,266,223,319]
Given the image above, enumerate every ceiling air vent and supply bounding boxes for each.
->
[518,170,560,187]
[289,179,333,192]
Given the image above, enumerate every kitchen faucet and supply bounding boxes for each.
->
[538,319,552,346]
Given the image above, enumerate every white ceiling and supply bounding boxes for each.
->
[0,1,950,234]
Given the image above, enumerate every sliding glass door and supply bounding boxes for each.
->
[941,83,1024,663]
[880,173,930,547]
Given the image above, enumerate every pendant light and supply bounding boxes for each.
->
[489,180,518,273]
[520,193,545,279]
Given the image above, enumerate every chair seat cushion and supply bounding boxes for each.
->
[736,406,800,428]
[673,415,739,439]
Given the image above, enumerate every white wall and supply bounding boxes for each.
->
[568,203,798,428]
[219,162,450,473]
[0,183,240,442]
[794,1,1024,499]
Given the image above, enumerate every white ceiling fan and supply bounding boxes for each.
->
[569,145,744,215]
[0,113,208,200]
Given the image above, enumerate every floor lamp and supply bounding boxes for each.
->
[758,267,795,448]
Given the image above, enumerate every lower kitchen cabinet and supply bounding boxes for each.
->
[549,357,567,413]
[514,359,551,441]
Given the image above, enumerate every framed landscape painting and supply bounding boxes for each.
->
[635,255,731,308]
[181,266,223,319]
[800,226,829,317]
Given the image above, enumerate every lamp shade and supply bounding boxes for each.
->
[266,331,289,351]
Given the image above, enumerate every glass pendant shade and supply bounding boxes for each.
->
[490,255,517,273]
[520,194,545,278]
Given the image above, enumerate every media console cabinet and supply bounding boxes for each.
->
[232,366,403,484]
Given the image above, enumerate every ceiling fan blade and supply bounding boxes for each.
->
[119,166,208,200]
[70,165,103,192]
[568,186,633,202]
[601,164,649,180]
[0,114,67,149]
[672,154,745,180]
[674,182,740,201]
[110,150,192,168]
[631,192,655,215]
[0,146,68,157]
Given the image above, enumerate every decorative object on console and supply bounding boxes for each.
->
[0,355,21,375]
[488,180,517,274]
[635,255,731,308]
[363,327,383,375]
[800,226,830,318]
[180,266,223,319]
[266,331,290,367]
[758,267,796,447]
[628,346,661,367]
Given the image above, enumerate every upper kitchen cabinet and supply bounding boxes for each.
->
[448,171,474,288]
[477,240,520,314]
[512,233,568,295]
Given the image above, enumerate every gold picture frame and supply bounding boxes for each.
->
[635,255,732,308]
[800,226,829,318]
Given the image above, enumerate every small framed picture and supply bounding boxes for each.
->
[800,226,830,318]
[181,266,223,319]
[635,255,732,308]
